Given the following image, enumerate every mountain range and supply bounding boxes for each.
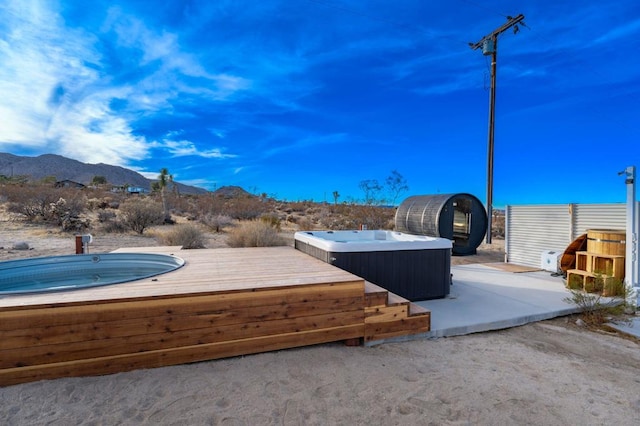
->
[0,153,208,195]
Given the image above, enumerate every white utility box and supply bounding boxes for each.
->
[540,250,562,273]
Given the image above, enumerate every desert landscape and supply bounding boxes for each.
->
[1,0,637,422]
[1,201,639,425]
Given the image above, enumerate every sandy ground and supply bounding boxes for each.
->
[2,319,639,425]
[1,220,639,425]
[0,218,229,261]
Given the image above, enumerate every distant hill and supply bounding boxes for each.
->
[0,153,208,195]
[211,185,253,198]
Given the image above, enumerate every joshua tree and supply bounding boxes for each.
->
[385,170,409,205]
[158,168,171,222]
[332,190,340,205]
[359,179,383,205]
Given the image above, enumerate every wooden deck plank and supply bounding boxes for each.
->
[364,305,409,322]
[2,310,365,368]
[1,296,365,349]
[408,302,430,317]
[0,282,364,329]
[364,281,388,307]
[0,324,365,387]
[0,247,361,309]
[365,316,430,342]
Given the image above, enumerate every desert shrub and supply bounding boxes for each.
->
[603,278,626,297]
[296,217,314,231]
[157,224,206,249]
[348,205,395,230]
[101,219,128,233]
[195,194,269,221]
[287,201,313,213]
[227,220,286,247]
[5,184,88,230]
[567,274,583,290]
[119,198,164,234]
[224,196,269,220]
[260,213,281,231]
[48,197,90,231]
[200,213,234,232]
[5,185,60,221]
[563,278,628,327]
[97,210,117,223]
[195,194,228,217]
[87,198,108,210]
[165,192,195,217]
[319,214,357,230]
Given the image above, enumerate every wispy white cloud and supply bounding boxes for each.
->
[178,177,215,187]
[103,6,251,104]
[209,129,226,139]
[0,1,148,164]
[157,138,238,159]
[0,0,250,167]
[150,131,237,159]
[137,170,160,180]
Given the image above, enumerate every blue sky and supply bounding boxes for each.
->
[0,1,638,206]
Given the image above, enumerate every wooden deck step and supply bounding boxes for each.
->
[407,301,430,317]
[363,281,430,342]
[364,281,429,317]
[364,281,388,307]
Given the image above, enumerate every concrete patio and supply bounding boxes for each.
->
[415,263,580,338]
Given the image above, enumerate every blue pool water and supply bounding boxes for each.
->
[0,253,185,295]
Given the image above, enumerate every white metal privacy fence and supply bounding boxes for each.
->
[505,203,629,268]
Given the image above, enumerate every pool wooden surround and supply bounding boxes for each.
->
[0,246,429,386]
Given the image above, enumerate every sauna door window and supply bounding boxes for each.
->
[452,198,471,246]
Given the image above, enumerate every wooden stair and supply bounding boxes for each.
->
[566,251,626,296]
[363,281,430,343]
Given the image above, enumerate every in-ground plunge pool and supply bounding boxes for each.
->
[294,230,452,301]
[0,253,185,295]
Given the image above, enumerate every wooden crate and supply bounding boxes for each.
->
[566,269,619,293]
[575,251,624,278]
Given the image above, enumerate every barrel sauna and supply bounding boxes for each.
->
[395,193,487,255]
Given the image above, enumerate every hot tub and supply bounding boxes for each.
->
[294,230,452,301]
[0,253,185,295]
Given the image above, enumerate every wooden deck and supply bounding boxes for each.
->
[0,246,429,386]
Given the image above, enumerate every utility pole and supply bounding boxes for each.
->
[470,14,525,244]
[620,166,638,308]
